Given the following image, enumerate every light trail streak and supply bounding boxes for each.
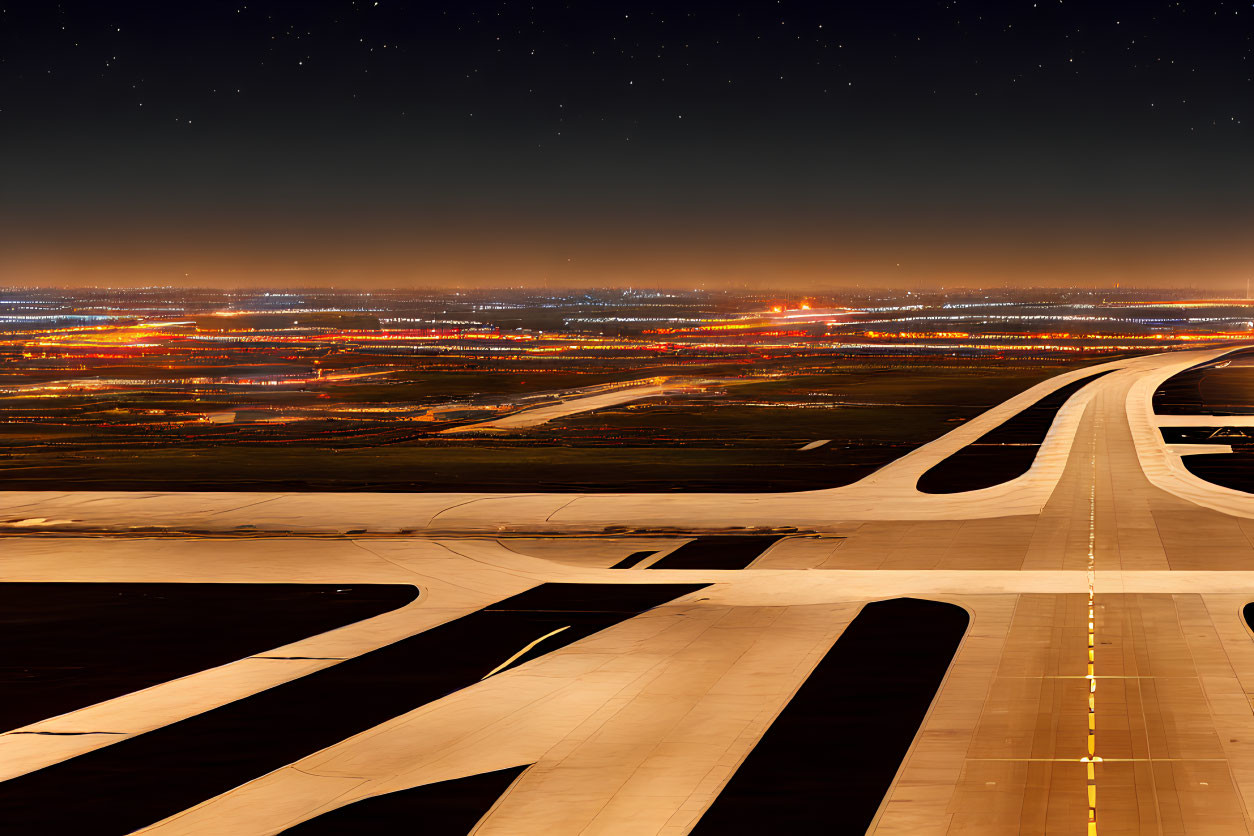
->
[480,625,570,680]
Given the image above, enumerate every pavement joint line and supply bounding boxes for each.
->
[1038,675,1167,679]
[966,758,1230,763]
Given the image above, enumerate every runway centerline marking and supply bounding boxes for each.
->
[1082,413,1100,836]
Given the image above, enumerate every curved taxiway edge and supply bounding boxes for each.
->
[0,347,1241,533]
[1125,345,1254,519]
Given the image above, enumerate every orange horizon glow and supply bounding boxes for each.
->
[4,213,1254,292]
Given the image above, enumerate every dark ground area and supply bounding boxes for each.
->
[0,582,706,836]
[646,535,783,569]
[0,356,1128,493]
[1156,349,1254,493]
[281,766,530,835]
[1174,448,1254,494]
[690,597,969,835]
[0,583,418,731]
[916,369,1114,493]
[1153,348,1254,415]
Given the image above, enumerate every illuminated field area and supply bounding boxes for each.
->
[0,360,1095,492]
[2,287,1248,492]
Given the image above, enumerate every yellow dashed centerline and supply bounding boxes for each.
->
[1082,424,1100,835]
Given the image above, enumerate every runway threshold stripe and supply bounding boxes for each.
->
[917,369,1114,494]
[0,582,419,732]
[0,582,708,836]
[690,597,969,835]
[647,536,784,569]
[608,550,657,569]
[279,765,530,835]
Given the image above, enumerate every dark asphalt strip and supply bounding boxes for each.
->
[647,535,784,569]
[917,369,1114,493]
[690,597,969,835]
[0,582,708,836]
[0,582,419,732]
[279,765,530,835]
[608,550,657,569]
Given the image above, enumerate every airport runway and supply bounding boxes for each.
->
[6,345,1254,834]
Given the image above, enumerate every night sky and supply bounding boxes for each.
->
[2,1,1252,289]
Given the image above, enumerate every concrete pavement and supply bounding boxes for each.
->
[5,345,1254,833]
